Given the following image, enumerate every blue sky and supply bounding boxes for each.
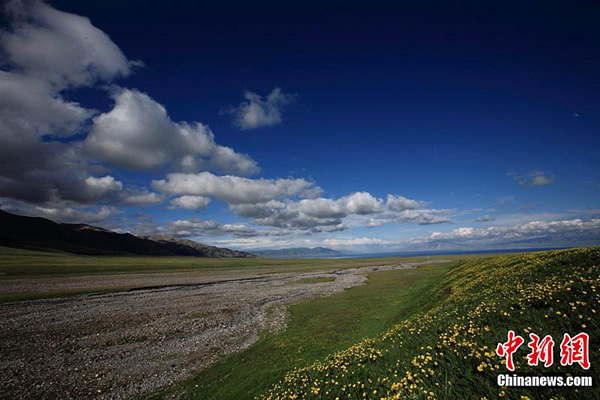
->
[1,0,599,252]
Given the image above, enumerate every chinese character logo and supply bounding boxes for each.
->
[496,330,525,371]
[560,333,590,370]
[527,333,554,367]
[495,331,590,371]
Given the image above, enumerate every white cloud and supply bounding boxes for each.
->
[0,69,99,205]
[508,170,554,187]
[296,198,346,218]
[153,178,432,232]
[0,1,262,211]
[531,175,552,187]
[165,218,258,238]
[366,218,386,227]
[121,190,164,206]
[229,192,449,231]
[169,195,211,210]
[475,214,495,222]
[412,218,600,250]
[2,0,132,89]
[232,200,346,231]
[391,209,452,225]
[85,88,259,174]
[84,175,123,198]
[153,172,321,204]
[386,194,423,211]
[341,192,384,214]
[223,87,294,130]
[33,205,121,224]
[204,236,317,251]
[0,1,131,205]
[218,235,399,253]
[0,71,93,139]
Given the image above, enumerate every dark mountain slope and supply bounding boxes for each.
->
[145,235,255,258]
[0,209,255,257]
[0,209,172,255]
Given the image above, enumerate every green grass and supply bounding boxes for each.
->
[0,246,490,303]
[0,245,451,280]
[5,245,586,399]
[151,261,455,400]
[257,247,600,400]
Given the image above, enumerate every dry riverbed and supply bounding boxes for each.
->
[0,259,447,399]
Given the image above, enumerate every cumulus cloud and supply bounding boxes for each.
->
[390,209,452,225]
[120,190,164,206]
[84,176,123,198]
[386,194,424,211]
[152,174,441,231]
[223,88,295,130]
[0,71,93,139]
[33,205,121,224]
[231,200,346,231]
[366,218,386,227]
[342,192,384,214]
[85,88,259,174]
[475,215,495,222]
[1,0,133,89]
[229,192,450,230]
[153,172,321,204]
[169,195,211,210]
[204,235,316,251]
[164,218,258,238]
[0,198,121,224]
[0,141,90,204]
[508,170,554,187]
[0,0,271,224]
[0,0,131,206]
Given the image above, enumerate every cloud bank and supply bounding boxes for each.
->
[153,172,322,204]
[415,218,600,250]
[152,174,451,232]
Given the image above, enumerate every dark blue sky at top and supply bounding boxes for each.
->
[29,0,600,247]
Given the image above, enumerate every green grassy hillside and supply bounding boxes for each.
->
[257,247,599,400]
[164,261,454,400]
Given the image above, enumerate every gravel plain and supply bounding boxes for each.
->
[0,259,447,399]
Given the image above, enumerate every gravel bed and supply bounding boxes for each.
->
[0,259,447,399]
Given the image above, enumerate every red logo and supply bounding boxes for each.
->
[495,331,590,371]
[560,333,590,370]
[527,333,554,367]
[496,330,525,371]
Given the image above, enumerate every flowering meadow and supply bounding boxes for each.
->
[258,247,600,400]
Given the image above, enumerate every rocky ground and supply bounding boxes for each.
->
[0,259,447,399]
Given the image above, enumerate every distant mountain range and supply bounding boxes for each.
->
[251,247,343,258]
[0,209,255,258]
